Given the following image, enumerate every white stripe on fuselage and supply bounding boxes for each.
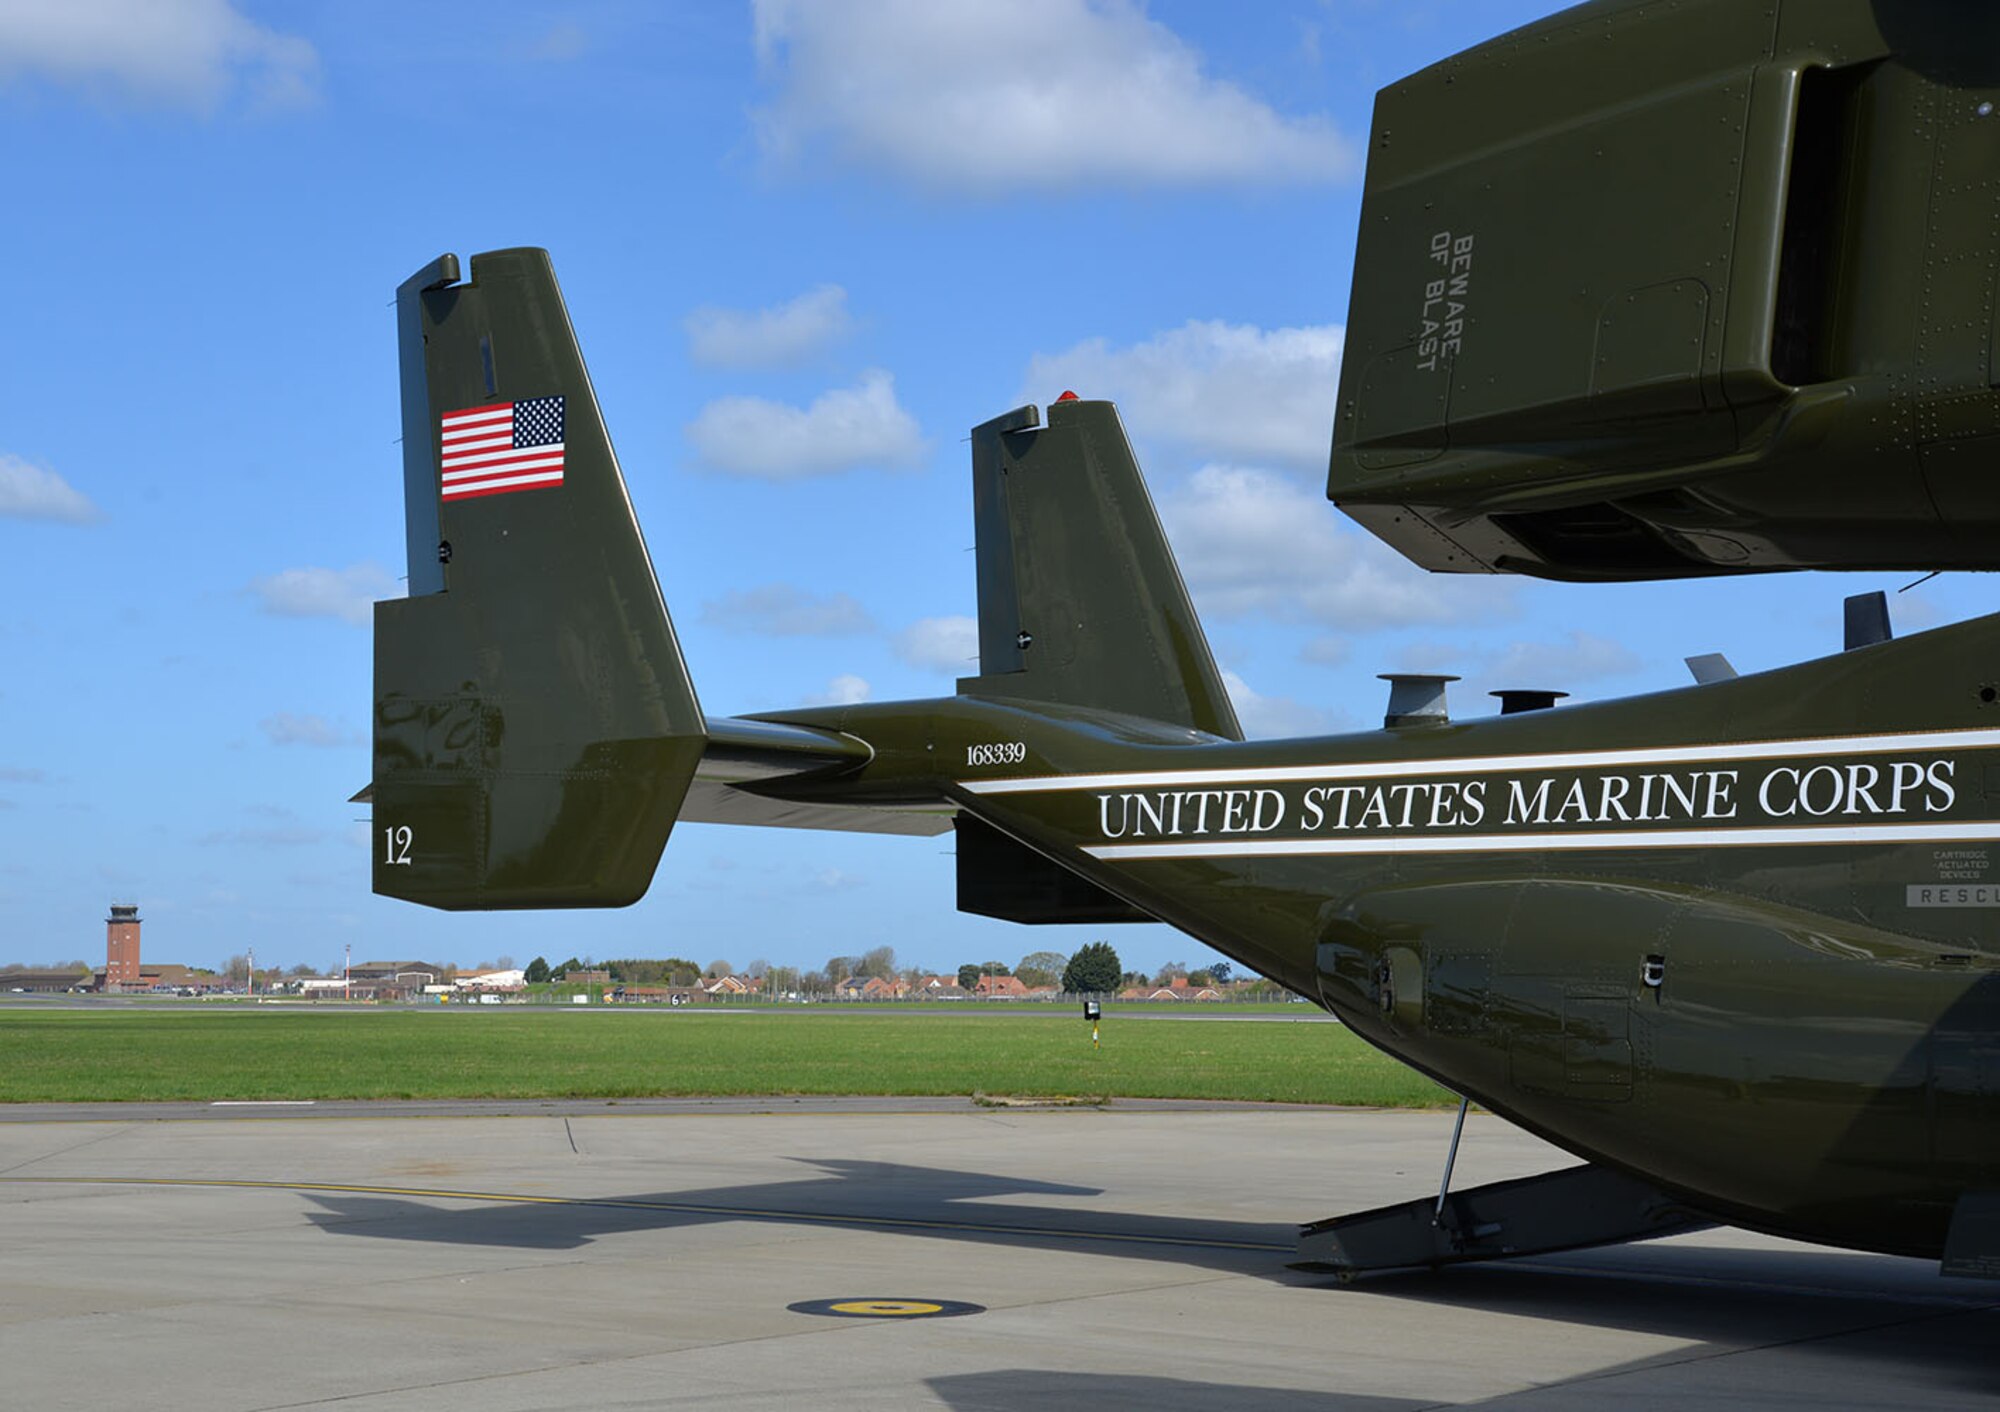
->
[1083,820,2000,862]
[957,725,2000,797]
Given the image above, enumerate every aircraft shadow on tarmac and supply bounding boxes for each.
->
[925,1373,1418,1412]
[1354,1256,2000,1404]
[298,1152,1999,1395]
[299,1156,1294,1273]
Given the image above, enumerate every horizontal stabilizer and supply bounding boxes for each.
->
[678,716,951,835]
[1294,1163,1709,1278]
[682,715,944,833]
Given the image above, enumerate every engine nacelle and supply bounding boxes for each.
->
[1330,0,2000,580]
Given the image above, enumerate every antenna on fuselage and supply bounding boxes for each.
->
[1684,653,1737,685]
[1490,689,1568,715]
[1843,591,1894,651]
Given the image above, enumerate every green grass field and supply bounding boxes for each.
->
[0,1009,1453,1107]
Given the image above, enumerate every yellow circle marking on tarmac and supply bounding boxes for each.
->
[788,1296,986,1319]
[828,1300,943,1316]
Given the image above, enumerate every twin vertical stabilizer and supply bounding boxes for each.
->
[371,249,705,909]
[956,399,1242,740]
[368,249,1239,914]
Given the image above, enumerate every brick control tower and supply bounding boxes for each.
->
[105,904,141,991]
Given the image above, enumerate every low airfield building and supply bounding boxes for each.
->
[349,960,446,987]
[606,985,706,1005]
[86,963,234,994]
[3,969,93,993]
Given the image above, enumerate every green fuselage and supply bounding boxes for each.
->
[764,609,2000,1260]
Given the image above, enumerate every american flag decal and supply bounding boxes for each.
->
[439,397,566,501]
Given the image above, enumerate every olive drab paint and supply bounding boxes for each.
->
[1330,0,2000,582]
[366,0,2000,1280]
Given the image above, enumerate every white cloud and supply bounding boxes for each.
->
[701,584,874,636]
[1388,631,1644,711]
[1300,636,1350,666]
[1390,640,1464,675]
[247,563,397,626]
[808,673,872,706]
[750,0,1356,191]
[1488,631,1641,687]
[0,453,101,524]
[896,615,979,673]
[523,22,589,62]
[1879,587,1942,632]
[0,0,319,109]
[1221,669,1336,740]
[1025,320,1343,467]
[685,285,854,368]
[1162,465,1509,630]
[197,824,325,848]
[686,370,926,479]
[259,713,355,748]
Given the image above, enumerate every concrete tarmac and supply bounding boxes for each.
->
[1,1102,1994,1410]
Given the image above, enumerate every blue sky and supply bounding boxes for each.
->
[1,0,1988,981]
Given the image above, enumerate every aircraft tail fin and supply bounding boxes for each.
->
[369,248,706,910]
[955,399,1242,740]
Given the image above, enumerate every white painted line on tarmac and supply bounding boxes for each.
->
[209,1101,317,1107]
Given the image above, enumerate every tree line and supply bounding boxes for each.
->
[499,943,1270,997]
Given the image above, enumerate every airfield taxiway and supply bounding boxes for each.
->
[1,1101,1994,1410]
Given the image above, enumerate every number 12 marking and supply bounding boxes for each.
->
[384,825,414,866]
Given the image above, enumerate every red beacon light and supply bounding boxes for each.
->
[1054,390,1079,402]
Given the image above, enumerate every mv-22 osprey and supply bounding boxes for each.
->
[365,0,2000,1278]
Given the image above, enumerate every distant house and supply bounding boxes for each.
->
[834,975,903,1000]
[559,969,611,985]
[702,974,755,996]
[974,974,1029,999]
[916,977,971,1000]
